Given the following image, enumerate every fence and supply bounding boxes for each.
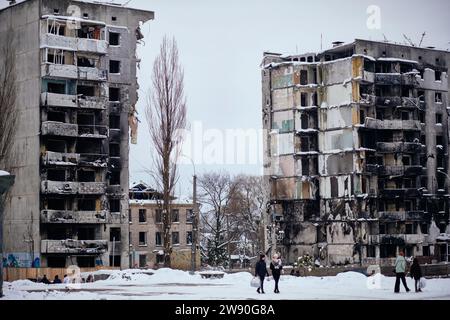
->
[3,267,120,282]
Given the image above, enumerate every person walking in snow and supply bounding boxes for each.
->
[410,258,423,292]
[270,253,283,294]
[394,251,410,293]
[255,254,269,294]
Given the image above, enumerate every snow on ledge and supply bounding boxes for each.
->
[0,170,10,176]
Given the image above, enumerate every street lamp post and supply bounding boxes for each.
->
[0,173,15,298]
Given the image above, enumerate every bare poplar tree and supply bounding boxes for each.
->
[146,36,187,267]
[0,30,17,298]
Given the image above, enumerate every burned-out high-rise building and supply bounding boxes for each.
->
[0,0,153,268]
[262,39,450,266]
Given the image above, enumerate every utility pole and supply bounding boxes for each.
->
[190,174,197,274]
[0,173,15,298]
[227,213,231,270]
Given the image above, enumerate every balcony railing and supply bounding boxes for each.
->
[42,151,80,166]
[40,210,108,224]
[376,142,423,153]
[41,181,106,195]
[41,239,108,254]
[41,63,107,82]
[41,92,77,108]
[380,188,422,198]
[378,211,425,221]
[41,33,108,54]
[41,121,78,137]
[364,118,421,131]
[78,96,108,110]
[78,125,108,138]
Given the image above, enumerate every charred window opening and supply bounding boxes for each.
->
[77,257,95,268]
[78,227,95,240]
[364,60,375,72]
[376,62,391,73]
[300,93,307,107]
[435,92,442,103]
[307,56,313,63]
[109,114,120,129]
[77,85,95,97]
[78,198,96,211]
[109,199,120,213]
[330,177,338,198]
[77,26,102,40]
[111,16,117,21]
[401,111,409,120]
[301,158,309,176]
[77,57,95,68]
[405,223,414,234]
[76,140,102,154]
[110,255,121,267]
[401,87,411,98]
[435,71,442,81]
[367,245,376,258]
[46,139,66,153]
[109,143,120,157]
[379,223,386,234]
[436,113,443,124]
[301,114,309,129]
[47,198,66,210]
[436,135,444,146]
[422,245,430,256]
[109,87,120,101]
[109,170,120,185]
[47,110,66,123]
[109,60,120,74]
[400,63,413,74]
[110,227,121,241]
[419,111,425,123]
[47,169,66,181]
[77,113,95,126]
[300,136,310,152]
[78,170,95,182]
[402,155,411,166]
[312,92,318,106]
[109,32,120,46]
[138,209,147,223]
[360,109,366,124]
[300,70,308,85]
[380,245,397,258]
[48,24,65,36]
[47,256,66,268]
[47,82,66,94]
[48,226,68,240]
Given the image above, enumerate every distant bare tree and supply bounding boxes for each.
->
[145,36,187,267]
[0,30,17,298]
[198,172,239,267]
[0,31,17,169]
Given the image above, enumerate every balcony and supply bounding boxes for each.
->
[380,188,422,198]
[40,210,108,224]
[42,151,80,166]
[368,235,380,244]
[405,234,426,243]
[41,121,78,137]
[41,63,107,82]
[41,92,77,108]
[41,239,108,254]
[78,125,108,139]
[359,94,376,105]
[79,154,108,167]
[376,142,423,153]
[41,33,108,54]
[109,129,121,142]
[41,181,106,195]
[375,73,402,85]
[364,118,421,131]
[378,211,425,221]
[375,96,420,109]
[78,96,108,110]
[380,165,423,176]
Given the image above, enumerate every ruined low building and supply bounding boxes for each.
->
[0,0,154,268]
[262,39,450,266]
[128,183,200,270]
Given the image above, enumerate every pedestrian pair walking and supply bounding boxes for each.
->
[254,253,283,294]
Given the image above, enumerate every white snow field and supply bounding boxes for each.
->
[2,268,450,300]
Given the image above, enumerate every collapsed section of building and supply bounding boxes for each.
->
[262,39,450,266]
[0,0,154,268]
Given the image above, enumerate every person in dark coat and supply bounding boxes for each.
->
[52,275,62,284]
[270,253,283,293]
[410,258,423,292]
[254,254,269,294]
[41,275,50,284]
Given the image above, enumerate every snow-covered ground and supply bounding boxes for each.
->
[2,268,450,300]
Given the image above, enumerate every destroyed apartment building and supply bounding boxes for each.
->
[262,39,450,266]
[0,0,154,268]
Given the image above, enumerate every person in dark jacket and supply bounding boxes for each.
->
[270,253,283,293]
[41,275,50,284]
[410,258,423,292]
[52,275,62,284]
[255,254,269,294]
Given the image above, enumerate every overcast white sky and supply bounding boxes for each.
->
[2,0,450,197]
